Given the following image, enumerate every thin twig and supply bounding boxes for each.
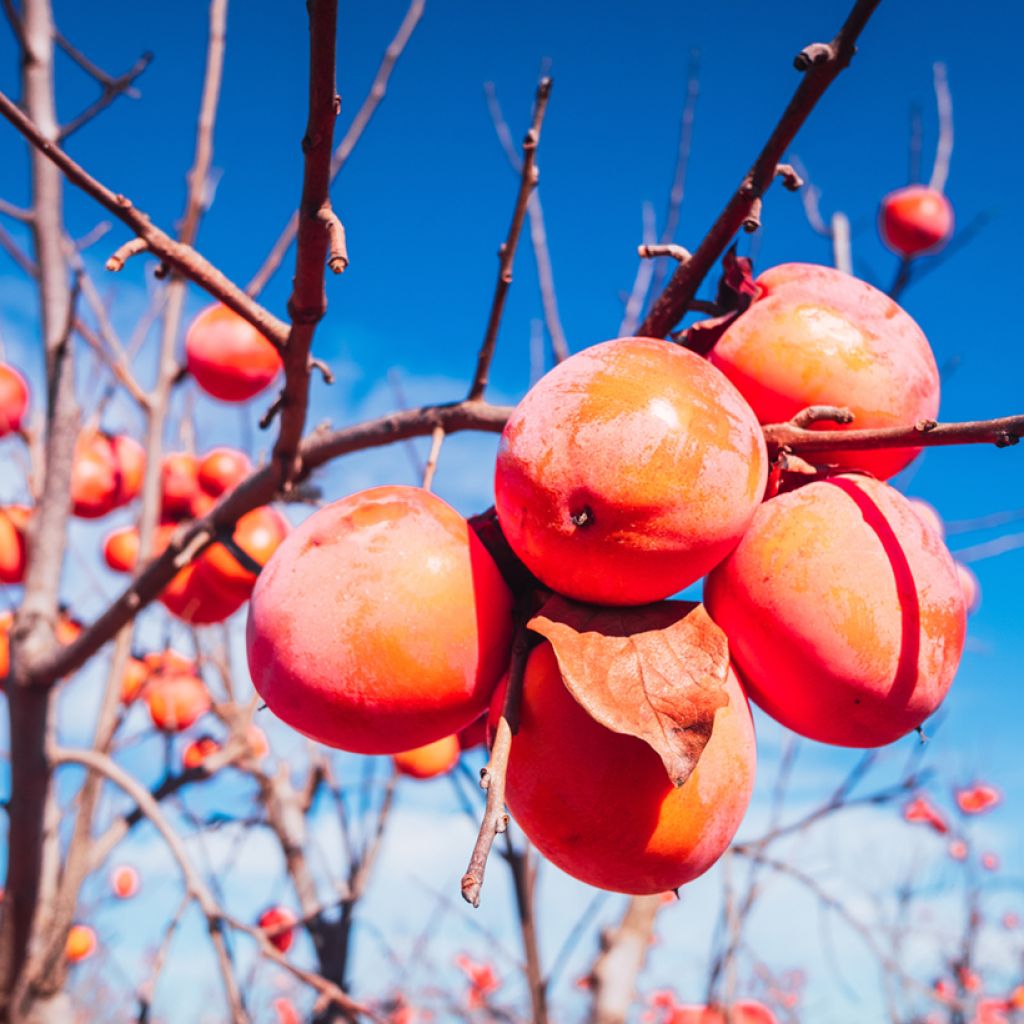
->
[483,80,568,364]
[245,0,424,296]
[461,624,531,907]
[640,0,883,338]
[467,77,553,401]
[928,62,953,194]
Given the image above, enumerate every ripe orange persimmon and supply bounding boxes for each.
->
[0,363,29,437]
[160,560,248,624]
[393,735,461,779]
[71,432,146,518]
[182,734,220,770]
[65,924,96,963]
[705,475,966,747]
[198,447,251,497]
[160,452,201,519]
[247,485,514,754]
[880,185,954,258]
[495,337,767,605]
[120,656,150,704]
[198,506,289,600]
[110,864,140,899]
[258,906,296,953]
[145,672,210,732]
[501,643,756,894]
[103,526,139,573]
[0,504,30,583]
[185,304,282,402]
[709,263,940,480]
[0,610,12,680]
[144,648,196,677]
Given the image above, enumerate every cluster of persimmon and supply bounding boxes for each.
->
[246,259,975,897]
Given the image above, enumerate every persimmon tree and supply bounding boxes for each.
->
[0,0,1021,1022]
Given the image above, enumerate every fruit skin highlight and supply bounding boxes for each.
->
[247,485,515,755]
[709,263,940,480]
[501,642,756,895]
[705,474,966,748]
[495,337,767,606]
[393,735,460,779]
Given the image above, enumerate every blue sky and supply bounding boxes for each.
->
[1,1,1023,1021]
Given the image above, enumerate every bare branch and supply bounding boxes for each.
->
[467,76,553,402]
[638,243,690,262]
[0,197,32,221]
[0,88,290,347]
[764,413,1024,458]
[105,236,148,271]
[928,61,953,194]
[245,0,424,297]
[57,48,153,143]
[484,80,569,364]
[461,623,530,907]
[639,0,882,337]
[0,222,38,277]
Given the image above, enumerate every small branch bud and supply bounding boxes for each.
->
[638,243,691,263]
[794,42,833,71]
[105,237,148,272]
[317,205,348,273]
[775,163,804,191]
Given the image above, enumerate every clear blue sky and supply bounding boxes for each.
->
[0,1,1022,1020]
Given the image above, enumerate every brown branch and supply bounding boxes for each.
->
[483,80,569,364]
[0,88,290,348]
[638,242,691,262]
[32,399,511,686]
[245,0,424,297]
[928,61,953,194]
[0,222,38,276]
[639,0,882,338]
[764,413,1024,458]
[618,201,656,337]
[503,836,547,1024]
[0,197,32,221]
[74,319,149,409]
[319,205,349,273]
[589,895,664,1024]
[135,894,189,1022]
[421,424,445,491]
[461,623,530,907]
[269,0,340,490]
[467,76,553,402]
[105,236,148,271]
[57,48,153,142]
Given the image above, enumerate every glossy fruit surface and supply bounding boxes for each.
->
[160,561,247,624]
[186,304,282,402]
[393,735,460,779]
[495,337,767,605]
[120,656,149,704]
[0,505,30,583]
[710,263,940,479]
[247,486,515,754]
[502,642,756,894]
[198,447,252,497]
[880,185,954,257]
[0,363,29,437]
[705,475,966,747]
[71,433,120,519]
[145,672,210,732]
[109,434,146,504]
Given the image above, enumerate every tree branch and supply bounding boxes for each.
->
[467,76,552,401]
[0,87,290,348]
[639,0,882,338]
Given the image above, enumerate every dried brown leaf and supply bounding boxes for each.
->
[528,595,730,787]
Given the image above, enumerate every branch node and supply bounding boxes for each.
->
[791,405,854,429]
[309,356,335,384]
[317,205,348,273]
[743,197,763,233]
[915,419,938,433]
[775,163,804,191]
[638,243,691,263]
[794,42,833,71]
[105,237,149,272]
[259,394,285,430]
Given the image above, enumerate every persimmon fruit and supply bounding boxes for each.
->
[0,505,30,583]
[145,672,210,732]
[160,452,200,519]
[393,735,461,779]
[110,865,139,899]
[160,561,247,624]
[182,734,220,770]
[258,906,296,953]
[185,304,282,402]
[120,656,149,704]
[65,924,96,963]
[705,474,966,747]
[879,185,954,257]
[247,485,514,754]
[198,446,252,497]
[0,363,29,437]
[709,263,940,479]
[494,336,767,605]
[71,432,145,518]
[500,642,756,894]
[199,506,289,600]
